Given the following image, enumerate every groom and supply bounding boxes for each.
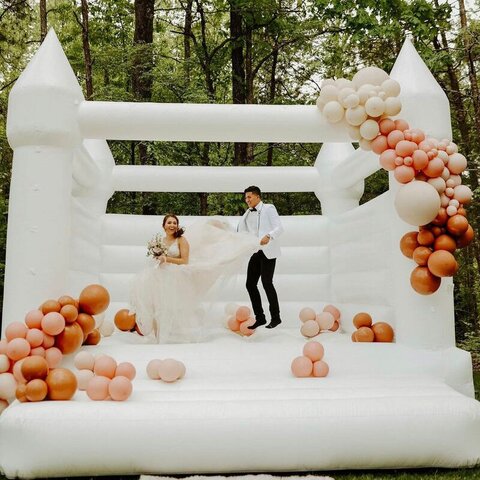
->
[238,186,284,329]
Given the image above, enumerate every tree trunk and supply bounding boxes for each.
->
[266,43,278,167]
[40,0,47,42]
[245,23,254,163]
[80,0,93,99]
[183,0,193,84]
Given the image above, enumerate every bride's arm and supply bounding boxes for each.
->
[165,237,190,265]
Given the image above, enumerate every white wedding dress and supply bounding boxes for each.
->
[129,219,259,343]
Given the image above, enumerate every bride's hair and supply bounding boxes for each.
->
[163,214,185,238]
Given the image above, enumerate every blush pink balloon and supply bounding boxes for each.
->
[412,150,429,171]
[394,165,415,184]
[387,130,404,149]
[12,358,27,383]
[437,150,449,164]
[146,359,163,379]
[6,338,31,361]
[303,341,325,362]
[42,333,55,349]
[323,304,340,321]
[379,149,397,171]
[76,369,95,391]
[239,318,256,336]
[329,321,340,332]
[447,153,467,174]
[395,140,417,157]
[454,185,472,204]
[299,307,316,322]
[26,328,44,348]
[423,158,444,178]
[379,118,395,135]
[394,119,409,131]
[45,347,63,368]
[74,351,95,371]
[0,339,7,355]
[86,375,110,401]
[235,306,251,322]
[25,310,44,329]
[108,376,133,401]
[93,355,117,379]
[158,359,183,383]
[418,140,434,152]
[5,322,28,341]
[41,312,65,336]
[316,312,335,330]
[411,128,426,144]
[115,362,136,380]
[291,356,313,378]
[446,205,458,216]
[313,360,329,377]
[0,354,10,374]
[371,135,388,154]
[227,316,240,332]
[30,346,46,357]
[300,319,320,338]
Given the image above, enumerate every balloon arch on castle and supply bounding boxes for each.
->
[0,30,479,477]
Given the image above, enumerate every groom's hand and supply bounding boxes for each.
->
[260,235,270,245]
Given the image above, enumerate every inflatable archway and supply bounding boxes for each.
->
[0,30,479,477]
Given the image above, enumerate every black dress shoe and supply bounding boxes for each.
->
[247,318,267,329]
[265,318,282,329]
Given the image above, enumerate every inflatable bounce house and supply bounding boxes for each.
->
[0,30,479,477]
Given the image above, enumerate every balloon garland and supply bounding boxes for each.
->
[317,66,474,295]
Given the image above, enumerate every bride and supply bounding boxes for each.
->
[129,214,259,343]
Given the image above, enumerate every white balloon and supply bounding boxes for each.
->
[94,312,105,328]
[0,373,17,402]
[338,87,356,107]
[345,105,367,126]
[315,96,325,111]
[381,78,401,97]
[352,67,389,87]
[343,93,360,109]
[359,119,380,140]
[320,85,340,103]
[357,83,376,104]
[99,320,115,337]
[364,96,385,118]
[394,181,441,226]
[335,78,354,89]
[76,369,95,391]
[321,78,335,87]
[359,138,372,151]
[0,355,9,374]
[384,97,402,116]
[323,101,344,123]
[347,124,362,141]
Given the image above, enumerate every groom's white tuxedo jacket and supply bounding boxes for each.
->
[237,202,284,259]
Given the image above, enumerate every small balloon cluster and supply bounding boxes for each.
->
[351,313,394,343]
[291,341,329,378]
[298,305,341,338]
[146,358,186,383]
[225,304,257,337]
[74,352,135,401]
[318,66,474,295]
[114,309,143,336]
[0,284,110,414]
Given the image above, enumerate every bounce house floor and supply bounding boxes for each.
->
[1,330,480,478]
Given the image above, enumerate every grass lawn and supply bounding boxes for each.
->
[1,373,479,480]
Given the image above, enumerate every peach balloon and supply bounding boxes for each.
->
[108,376,133,401]
[453,185,472,204]
[355,326,375,342]
[236,306,251,322]
[54,322,84,354]
[427,250,458,277]
[114,309,137,331]
[446,215,469,236]
[26,379,48,402]
[6,338,31,361]
[434,234,457,253]
[0,354,10,374]
[94,355,117,379]
[239,318,256,336]
[394,119,409,131]
[46,368,77,400]
[427,177,446,194]
[79,284,110,315]
[313,361,329,378]
[76,369,95,391]
[303,341,324,362]
[353,312,372,329]
[41,312,66,336]
[300,320,320,338]
[84,329,101,346]
[0,339,7,355]
[394,165,415,184]
[42,333,55,349]
[457,225,474,248]
[379,149,397,171]
[0,373,18,401]
[86,375,110,401]
[395,140,417,157]
[387,130,404,149]
[371,135,388,155]
[13,358,27,383]
[74,351,95,371]
[5,322,28,341]
[298,307,316,322]
[146,359,163,380]
[447,153,467,174]
[25,328,44,348]
[21,356,49,381]
[379,118,395,135]
[115,362,136,380]
[316,312,335,330]
[291,356,313,378]
[45,347,63,368]
[158,359,183,383]
[410,266,441,295]
[323,304,340,321]
[227,316,240,332]
[30,346,46,358]
[423,158,445,178]
[60,304,78,324]
[41,300,61,315]
[412,150,429,171]
[371,322,395,342]
[329,321,340,332]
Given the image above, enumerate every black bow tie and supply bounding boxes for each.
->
[249,207,257,212]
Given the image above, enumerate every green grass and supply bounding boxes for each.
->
[1,373,479,480]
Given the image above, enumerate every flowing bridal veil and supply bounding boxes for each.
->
[130,218,259,343]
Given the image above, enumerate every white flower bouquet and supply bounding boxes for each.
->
[146,233,168,259]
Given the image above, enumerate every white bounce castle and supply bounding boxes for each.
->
[0,30,479,478]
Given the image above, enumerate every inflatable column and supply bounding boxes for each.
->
[388,39,455,349]
[3,30,83,332]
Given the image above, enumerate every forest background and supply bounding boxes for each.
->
[0,0,478,363]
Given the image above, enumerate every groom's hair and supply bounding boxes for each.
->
[244,185,261,197]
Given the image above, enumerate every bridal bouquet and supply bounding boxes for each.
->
[146,233,168,259]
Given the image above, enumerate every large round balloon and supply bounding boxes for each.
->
[79,285,110,315]
[410,266,441,295]
[46,368,78,400]
[54,322,84,354]
[394,181,441,226]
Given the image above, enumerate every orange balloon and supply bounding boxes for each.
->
[446,215,469,236]
[431,226,443,237]
[431,208,448,226]
[54,322,84,354]
[79,284,110,315]
[427,250,458,277]
[410,266,441,295]
[41,300,61,315]
[457,207,467,217]
[58,295,76,307]
[76,313,95,336]
[114,309,136,331]
[399,232,419,258]
[417,229,435,246]
[26,379,48,402]
[351,332,357,342]
[16,383,28,402]
[412,246,432,266]
[353,312,372,329]
[84,329,101,345]
[46,368,77,400]
[21,356,49,381]
[457,224,474,248]
[355,326,374,342]
[433,234,457,253]
[371,322,394,342]
[60,304,78,324]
